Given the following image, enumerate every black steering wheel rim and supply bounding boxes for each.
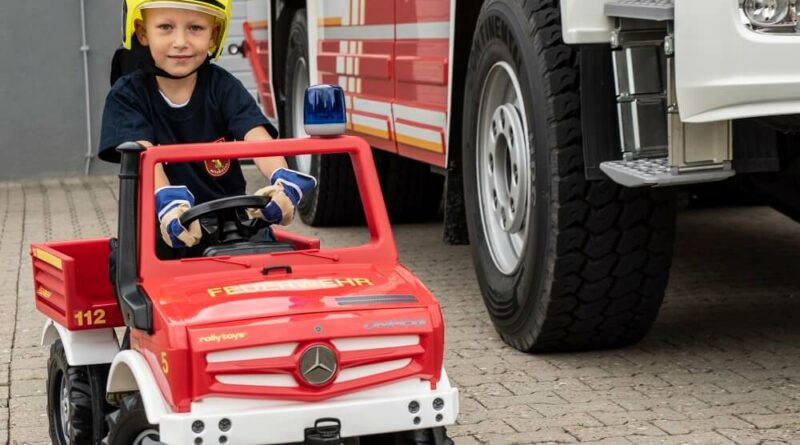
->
[179,195,269,226]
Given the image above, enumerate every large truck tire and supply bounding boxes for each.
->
[47,340,111,445]
[284,9,364,226]
[374,150,444,223]
[462,0,677,352]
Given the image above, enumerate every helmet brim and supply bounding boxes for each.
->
[139,2,226,20]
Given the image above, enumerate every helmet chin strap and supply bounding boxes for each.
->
[141,53,212,79]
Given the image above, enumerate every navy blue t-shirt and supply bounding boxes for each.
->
[99,63,278,204]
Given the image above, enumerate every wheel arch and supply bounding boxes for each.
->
[106,350,171,425]
[443,1,484,245]
[41,319,119,366]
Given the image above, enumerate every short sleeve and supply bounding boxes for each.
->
[98,81,155,163]
[219,72,278,140]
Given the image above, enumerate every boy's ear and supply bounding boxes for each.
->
[134,20,149,46]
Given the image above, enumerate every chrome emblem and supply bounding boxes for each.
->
[299,345,337,386]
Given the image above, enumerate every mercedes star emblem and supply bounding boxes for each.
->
[299,345,337,385]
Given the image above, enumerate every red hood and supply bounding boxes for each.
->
[145,263,433,327]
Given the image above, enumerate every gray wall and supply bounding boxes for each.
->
[0,1,119,179]
[0,0,255,180]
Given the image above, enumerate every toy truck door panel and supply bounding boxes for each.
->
[314,0,397,153]
[393,0,450,168]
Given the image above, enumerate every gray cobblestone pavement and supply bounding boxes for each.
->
[1,174,799,444]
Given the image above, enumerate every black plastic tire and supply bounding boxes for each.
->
[462,0,677,352]
[283,9,364,226]
[374,150,444,223]
[102,393,159,445]
[47,340,111,445]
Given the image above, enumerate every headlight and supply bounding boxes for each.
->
[743,0,791,27]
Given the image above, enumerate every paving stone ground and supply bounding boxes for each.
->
[1,173,800,444]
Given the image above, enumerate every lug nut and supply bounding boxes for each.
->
[192,420,205,433]
[219,418,231,432]
[408,401,420,414]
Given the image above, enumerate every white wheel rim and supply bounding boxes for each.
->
[291,57,312,174]
[476,61,533,275]
[59,375,71,442]
[134,428,160,445]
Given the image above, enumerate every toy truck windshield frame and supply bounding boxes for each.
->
[136,136,398,282]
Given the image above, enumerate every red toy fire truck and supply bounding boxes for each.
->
[32,85,458,445]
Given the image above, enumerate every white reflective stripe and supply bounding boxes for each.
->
[206,343,298,364]
[320,24,394,40]
[396,21,450,39]
[353,97,392,115]
[394,104,447,128]
[351,113,390,135]
[334,359,412,384]
[345,57,353,75]
[217,374,299,388]
[339,40,347,54]
[395,122,442,144]
[336,56,344,74]
[331,335,420,352]
[348,77,356,91]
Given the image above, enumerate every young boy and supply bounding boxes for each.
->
[99,0,315,251]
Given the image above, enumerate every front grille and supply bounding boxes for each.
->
[200,335,430,401]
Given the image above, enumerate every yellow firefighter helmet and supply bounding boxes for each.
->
[122,0,232,60]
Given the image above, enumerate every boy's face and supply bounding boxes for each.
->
[136,8,219,78]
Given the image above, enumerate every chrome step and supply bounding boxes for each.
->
[605,0,674,21]
[599,158,734,187]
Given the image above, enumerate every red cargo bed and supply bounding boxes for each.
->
[31,238,124,330]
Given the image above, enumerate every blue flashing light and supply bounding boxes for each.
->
[304,84,347,137]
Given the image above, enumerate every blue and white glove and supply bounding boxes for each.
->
[155,186,202,248]
[248,168,317,225]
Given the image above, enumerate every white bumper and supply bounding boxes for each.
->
[159,376,459,445]
[676,0,800,122]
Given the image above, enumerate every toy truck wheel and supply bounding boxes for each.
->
[102,393,159,445]
[47,340,111,445]
[284,9,365,226]
[462,0,677,352]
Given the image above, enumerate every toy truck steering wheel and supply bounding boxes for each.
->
[179,195,271,245]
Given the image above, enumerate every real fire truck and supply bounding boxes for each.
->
[239,0,800,352]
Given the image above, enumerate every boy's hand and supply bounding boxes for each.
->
[155,186,202,248]
[247,168,317,225]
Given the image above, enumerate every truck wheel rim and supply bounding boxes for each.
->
[476,61,533,275]
[292,57,312,174]
[134,429,160,445]
[59,375,71,442]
